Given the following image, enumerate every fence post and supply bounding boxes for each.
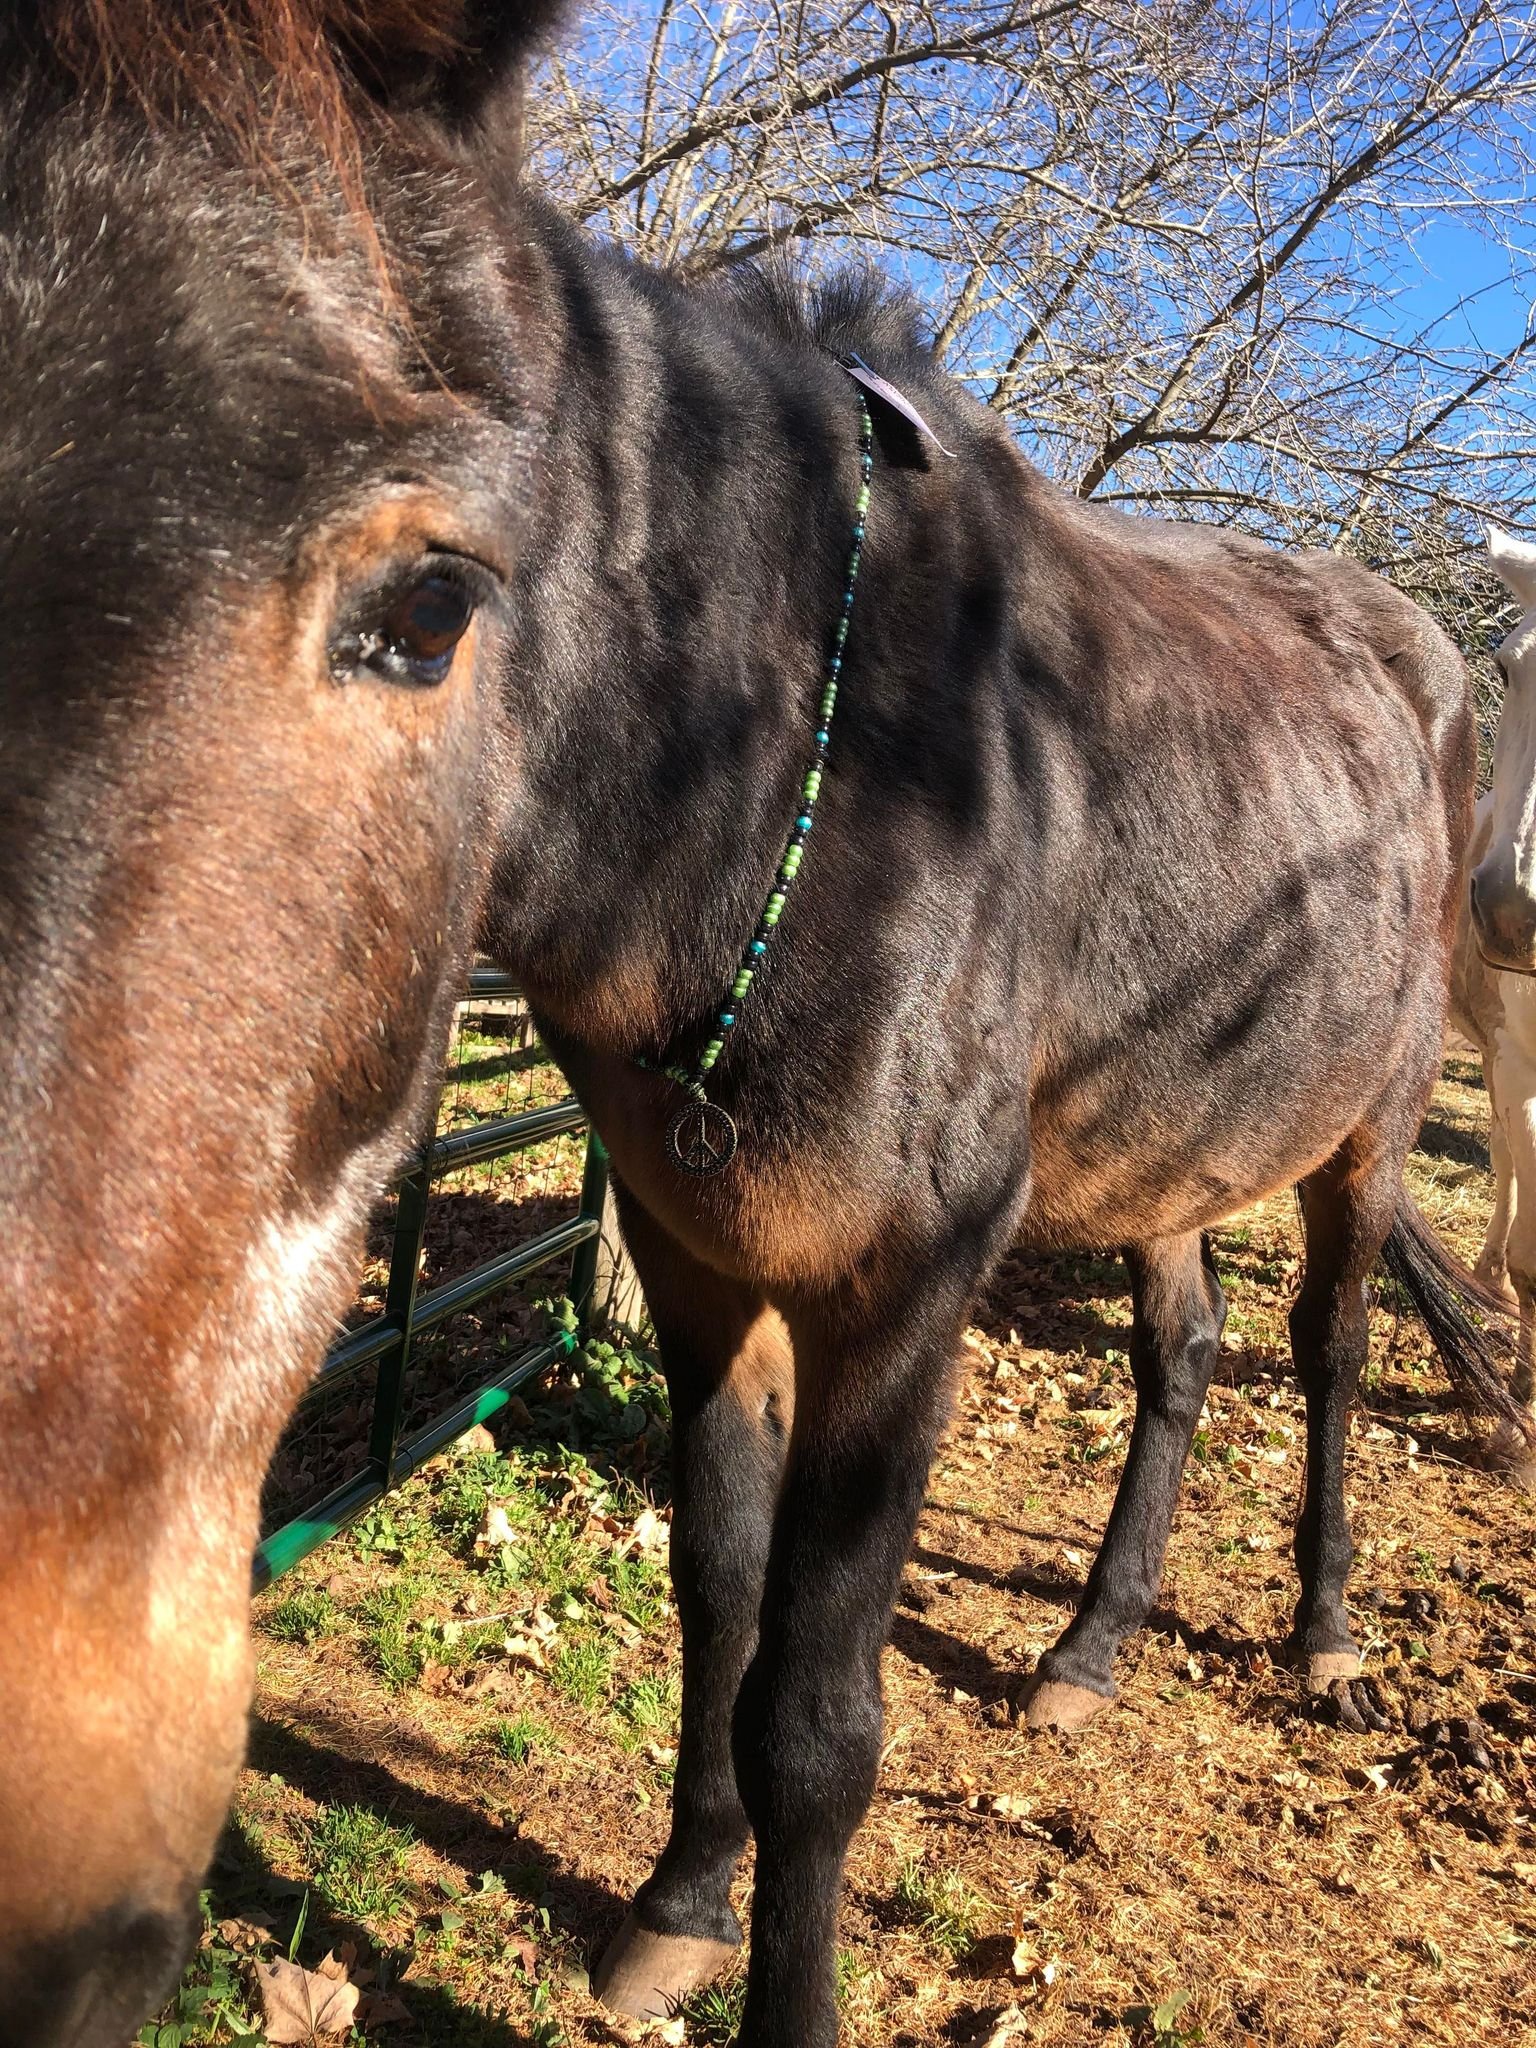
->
[569,1130,611,1343]
[367,1140,434,1486]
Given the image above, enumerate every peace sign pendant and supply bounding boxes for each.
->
[665,1100,739,1177]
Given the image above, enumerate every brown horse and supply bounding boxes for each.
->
[0,5,1509,2043]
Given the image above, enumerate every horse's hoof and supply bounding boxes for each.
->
[1018,1676,1112,1732]
[1303,1650,1361,1693]
[590,1912,739,2019]
[1477,1422,1536,1492]
[1472,1262,1518,1308]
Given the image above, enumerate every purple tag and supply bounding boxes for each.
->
[841,352,956,457]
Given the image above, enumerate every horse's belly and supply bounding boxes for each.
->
[1021,939,1436,1248]
[1020,1083,1360,1248]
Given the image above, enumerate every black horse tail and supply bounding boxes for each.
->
[1379,1193,1535,1452]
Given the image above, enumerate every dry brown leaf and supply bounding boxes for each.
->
[966,2003,1031,2045]
[257,1953,360,2043]
[216,1915,276,1951]
[356,1990,413,2027]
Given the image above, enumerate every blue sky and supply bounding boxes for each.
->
[1399,218,1534,357]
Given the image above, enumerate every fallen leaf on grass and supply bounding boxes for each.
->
[356,1990,413,2027]
[967,1790,1027,1822]
[216,1914,276,1951]
[627,1507,670,1556]
[964,2004,1031,2046]
[257,1952,360,2042]
[479,1503,518,1549]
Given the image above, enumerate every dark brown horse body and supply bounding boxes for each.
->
[0,6,1496,2044]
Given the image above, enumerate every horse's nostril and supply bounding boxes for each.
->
[0,1896,197,2048]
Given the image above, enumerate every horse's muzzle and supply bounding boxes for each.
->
[0,1896,198,2048]
[1470,860,1536,975]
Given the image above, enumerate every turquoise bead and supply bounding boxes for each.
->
[751,940,767,955]
[797,815,812,831]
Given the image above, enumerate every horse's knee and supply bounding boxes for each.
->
[732,1654,882,1844]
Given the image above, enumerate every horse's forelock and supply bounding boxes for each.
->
[14,2,490,326]
[32,1,471,102]
[29,3,467,186]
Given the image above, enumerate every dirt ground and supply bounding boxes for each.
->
[152,1048,1536,2048]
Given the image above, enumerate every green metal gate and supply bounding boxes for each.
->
[254,970,610,1589]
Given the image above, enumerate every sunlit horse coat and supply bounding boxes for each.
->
[0,5,1515,2044]
[1452,528,1536,1430]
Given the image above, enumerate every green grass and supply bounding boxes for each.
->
[490,1713,554,1764]
[618,1671,679,1736]
[677,1971,747,2044]
[357,1574,432,1691]
[309,1804,416,1925]
[606,1547,672,1631]
[894,1857,988,1962]
[549,1636,615,1711]
[261,1587,336,1644]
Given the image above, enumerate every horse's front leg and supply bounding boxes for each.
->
[734,1244,1005,2048]
[592,1192,789,2020]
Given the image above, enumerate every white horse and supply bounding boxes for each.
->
[1450,526,1536,1430]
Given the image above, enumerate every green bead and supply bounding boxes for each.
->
[763,893,786,926]
[856,485,871,513]
[732,969,753,998]
[782,847,802,878]
[699,1042,722,1072]
[803,769,822,801]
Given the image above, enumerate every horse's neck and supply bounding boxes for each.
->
[484,218,861,1056]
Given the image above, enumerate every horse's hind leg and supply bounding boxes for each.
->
[1288,1115,1413,1691]
[591,1194,787,2020]
[1474,1079,1518,1306]
[1020,1232,1224,1731]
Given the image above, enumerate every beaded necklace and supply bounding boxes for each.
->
[644,389,874,1177]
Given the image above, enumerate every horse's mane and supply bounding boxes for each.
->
[715,264,932,368]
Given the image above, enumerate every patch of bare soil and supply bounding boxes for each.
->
[175,1051,1536,2047]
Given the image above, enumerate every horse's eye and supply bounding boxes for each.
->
[334,569,477,687]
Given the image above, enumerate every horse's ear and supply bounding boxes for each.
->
[1487,524,1536,609]
[341,1,568,136]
